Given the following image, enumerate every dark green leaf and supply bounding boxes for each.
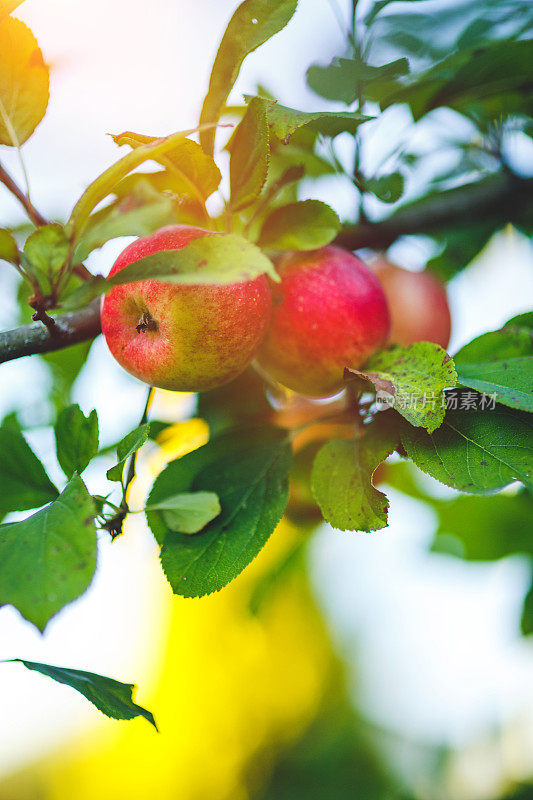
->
[307,56,408,105]
[147,426,291,597]
[365,172,404,203]
[229,96,270,211]
[197,368,272,436]
[259,200,340,250]
[146,491,221,534]
[0,425,58,513]
[311,415,398,532]
[107,423,150,482]
[23,224,69,294]
[10,659,156,728]
[199,0,298,154]
[522,580,533,636]
[55,404,99,479]
[0,475,96,631]
[347,343,457,433]
[401,402,533,494]
[454,329,533,412]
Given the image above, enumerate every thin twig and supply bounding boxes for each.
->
[0,161,47,227]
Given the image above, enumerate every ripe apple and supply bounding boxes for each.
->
[255,246,390,397]
[372,258,451,349]
[101,225,272,392]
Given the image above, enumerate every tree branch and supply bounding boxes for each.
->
[0,161,47,227]
[0,300,101,364]
[335,173,533,251]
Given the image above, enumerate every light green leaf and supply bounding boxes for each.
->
[311,416,397,532]
[147,426,291,597]
[0,229,19,264]
[107,423,150,483]
[229,96,270,211]
[66,126,212,243]
[454,328,533,412]
[0,475,96,631]
[259,200,340,250]
[54,404,99,479]
[63,233,278,310]
[0,16,49,146]
[9,659,156,728]
[146,491,221,534]
[23,224,70,293]
[401,403,533,494]
[110,132,221,203]
[199,0,298,154]
[246,96,371,141]
[0,425,58,514]
[348,342,457,433]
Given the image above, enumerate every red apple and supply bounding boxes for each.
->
[255,246,390,397]
[101,225,271,392]
[372,258,451,349]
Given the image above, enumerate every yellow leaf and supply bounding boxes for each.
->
[0,15,49,146]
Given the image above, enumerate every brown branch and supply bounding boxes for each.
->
[0,300,101,364]
[335,173,533,251]
[0,161,47,227]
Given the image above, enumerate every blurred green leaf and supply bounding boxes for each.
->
[197,367,272,436]
[148,426,291,597]
[401,402,533,494]
[521,580,533,636]
[0,229,19,264]
[55,404,99,479]
[259,200,340,250]
[199,0,298,154]
[307,55,408,105]
[0,475,96,632]
[365,172,405,203]
[10,659,156,728]
[229,96,270,211]
[0,425,58,514]
[107,423,150,482]
[42,340,93,412]
[311,417,397,532]
[146,491,221,534]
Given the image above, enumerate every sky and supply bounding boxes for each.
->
[0,0,533,790]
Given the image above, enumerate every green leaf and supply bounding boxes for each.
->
[365,172,404,203]
[401,403,533,494]
[0,475,96,631]
[199,0,298,154]
[454,328,533,413]
[197,367,272,436]
[74,185,177,262]
[0,425,58,513]
[146,491,221,534]
[348,342,457,433]
[431,491,533,560]
[63,233,278,310]
[42,340,93,412]
[23,224,70,294]
[229,96,270,211]
[66,126,211,243]
[522,580,533,636]
[259,200,340,250]
[54,404,99,479]
[107,423,150,482]
[110,132,221,204]
[311,415,398,532]
[0,229,19,264]
[9,659,156,728]
[249,96,371,141]
[505,312,533,331]
[307,55,409,105]
[147,426,291,597]
[0,16,49,146]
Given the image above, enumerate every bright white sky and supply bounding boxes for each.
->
[1,0,533,792]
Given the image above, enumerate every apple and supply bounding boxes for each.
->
[255,246,390,397]
[372,258,451,349]
[101,225,272,392]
